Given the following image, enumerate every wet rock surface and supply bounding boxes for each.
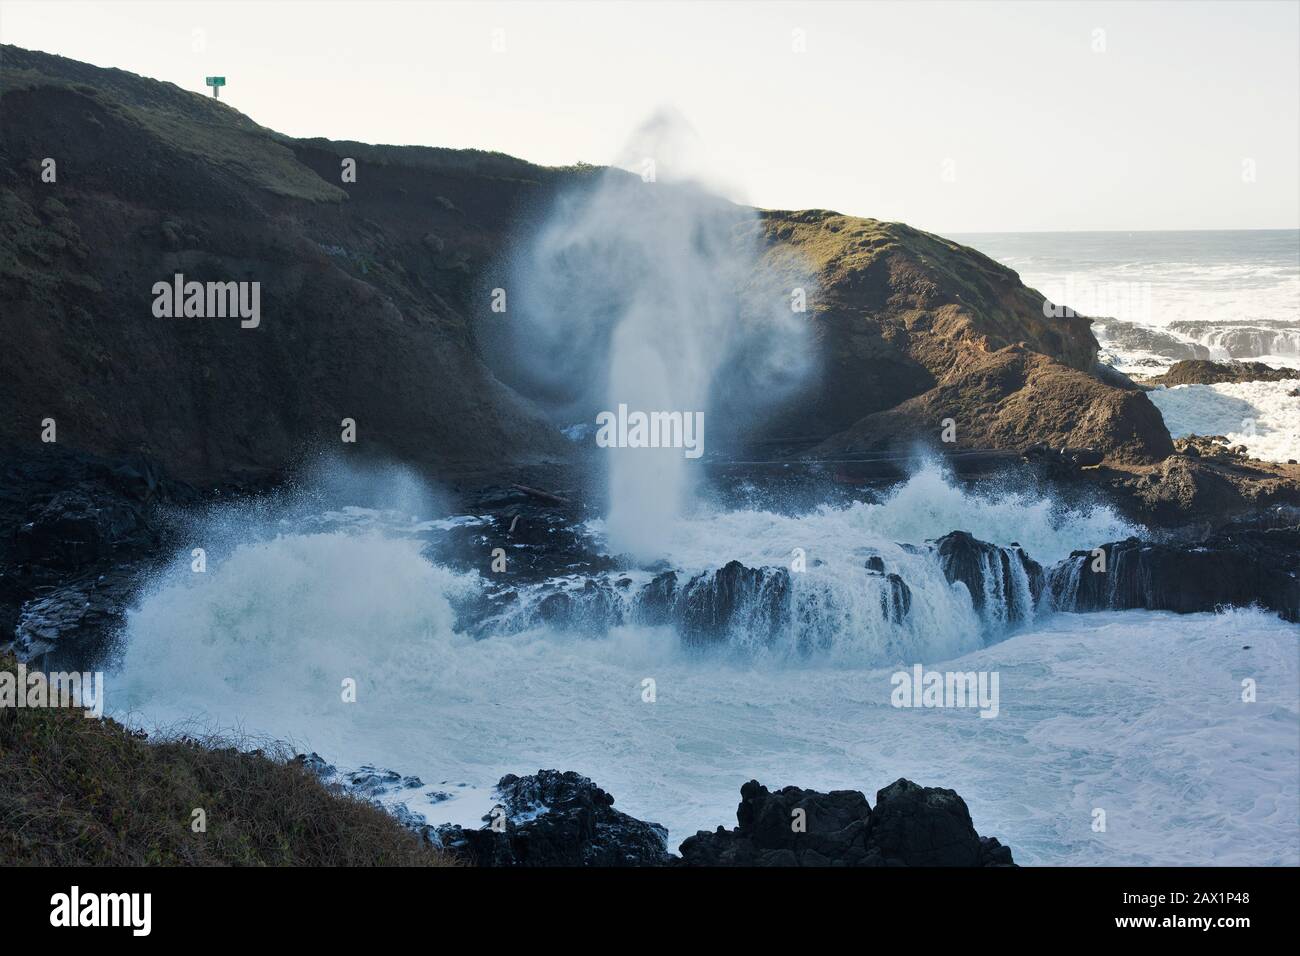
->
[1093,318,1212,364]
[1165,320,1300,362]
[424,770,1014,867]
[933,530,1043,625]
[1142,359,1298,387]
[678,777,1016,867]
[431,770,672,867]
[0,451,201,668]
[674,561,793,646]
[1047,525,1300,623]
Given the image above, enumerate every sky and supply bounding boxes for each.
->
[2,0,1297,233]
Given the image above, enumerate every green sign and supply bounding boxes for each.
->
[205,76,225,87]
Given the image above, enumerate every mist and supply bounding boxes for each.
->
[499,113,817,559]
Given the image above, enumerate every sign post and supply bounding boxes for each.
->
[205,76,226,99]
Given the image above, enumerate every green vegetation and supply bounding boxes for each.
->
[0,654,453,866]
[1,48,344,203]
[1,44,592,203]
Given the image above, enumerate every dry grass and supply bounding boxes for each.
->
[0,654,455,866]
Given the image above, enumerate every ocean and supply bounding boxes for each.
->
[110,465,1300,866]
[104,231,1300,866]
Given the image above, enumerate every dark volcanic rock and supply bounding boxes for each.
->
[880,571,912,623]
[431,770,672,867]
[0,450,207,668]
[1047,526,1300,622]
[533,577,625,631]
[865,778,984,866]
[634,569,681,625]
[864,561,913,624]
[1165,320,1300,362]
[676,561,792,646]
[1093,318,1212,363]
[678,780,872,866]
[629,561,792,645]
[677,778,1015,867]
[1144,359,1298,387]
[932,530,1043,625]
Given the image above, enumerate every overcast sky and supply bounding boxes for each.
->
[3,0,1297,233]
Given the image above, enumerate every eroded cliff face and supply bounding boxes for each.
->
[3,44,1173,485]
[0,46,574,484]
[750,211,1173,463]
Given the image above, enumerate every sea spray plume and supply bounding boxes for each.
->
[116,456,475,718]
[501,112,816,560]
[154,452,452,555]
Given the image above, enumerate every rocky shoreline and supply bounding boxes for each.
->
[318,765,1018,867]
[3,44,1298,869]
[4,447,1297,674]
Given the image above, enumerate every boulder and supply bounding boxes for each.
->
[932,530,1043,625]
[431,770,672,867]
[677,777,1016,867]
[1165,321,1300,362]
[677,561,792,645]
[1047,526,1300,622]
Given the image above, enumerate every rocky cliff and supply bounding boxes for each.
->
[751,210,1172,464]
[1,45,573,483]
[3,44,1179,486]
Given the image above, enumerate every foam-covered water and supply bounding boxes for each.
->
[1147,379,1300,462]
[105,465,1300,865]
[956,230,1300,377]
[112,543,1300,864]
[616,462,1136,570]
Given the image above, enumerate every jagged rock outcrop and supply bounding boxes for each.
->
[1165,320,1300,362]
[1047,526,1300,623]
[633,561,793,646]
[1142,359,1298,386]
[1092,318,1212,364]
[428,771,1014,867]
[676,561,792,645]
[533,578,625,631]
[431,770,672,867]
[812,347,1174,465]
[932,530,1043,626]
[677,778,1015,867]
[0,450,207,667]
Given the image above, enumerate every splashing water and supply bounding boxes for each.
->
[500,114,814,560]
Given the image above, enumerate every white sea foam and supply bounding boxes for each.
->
[588,460,1137,570]
[111,532,1300,864]
[103,459,1300,864]
[1148,379,1300,462]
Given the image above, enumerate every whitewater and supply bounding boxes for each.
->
[1147,378,1300,462]
[107,466,1300,866]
